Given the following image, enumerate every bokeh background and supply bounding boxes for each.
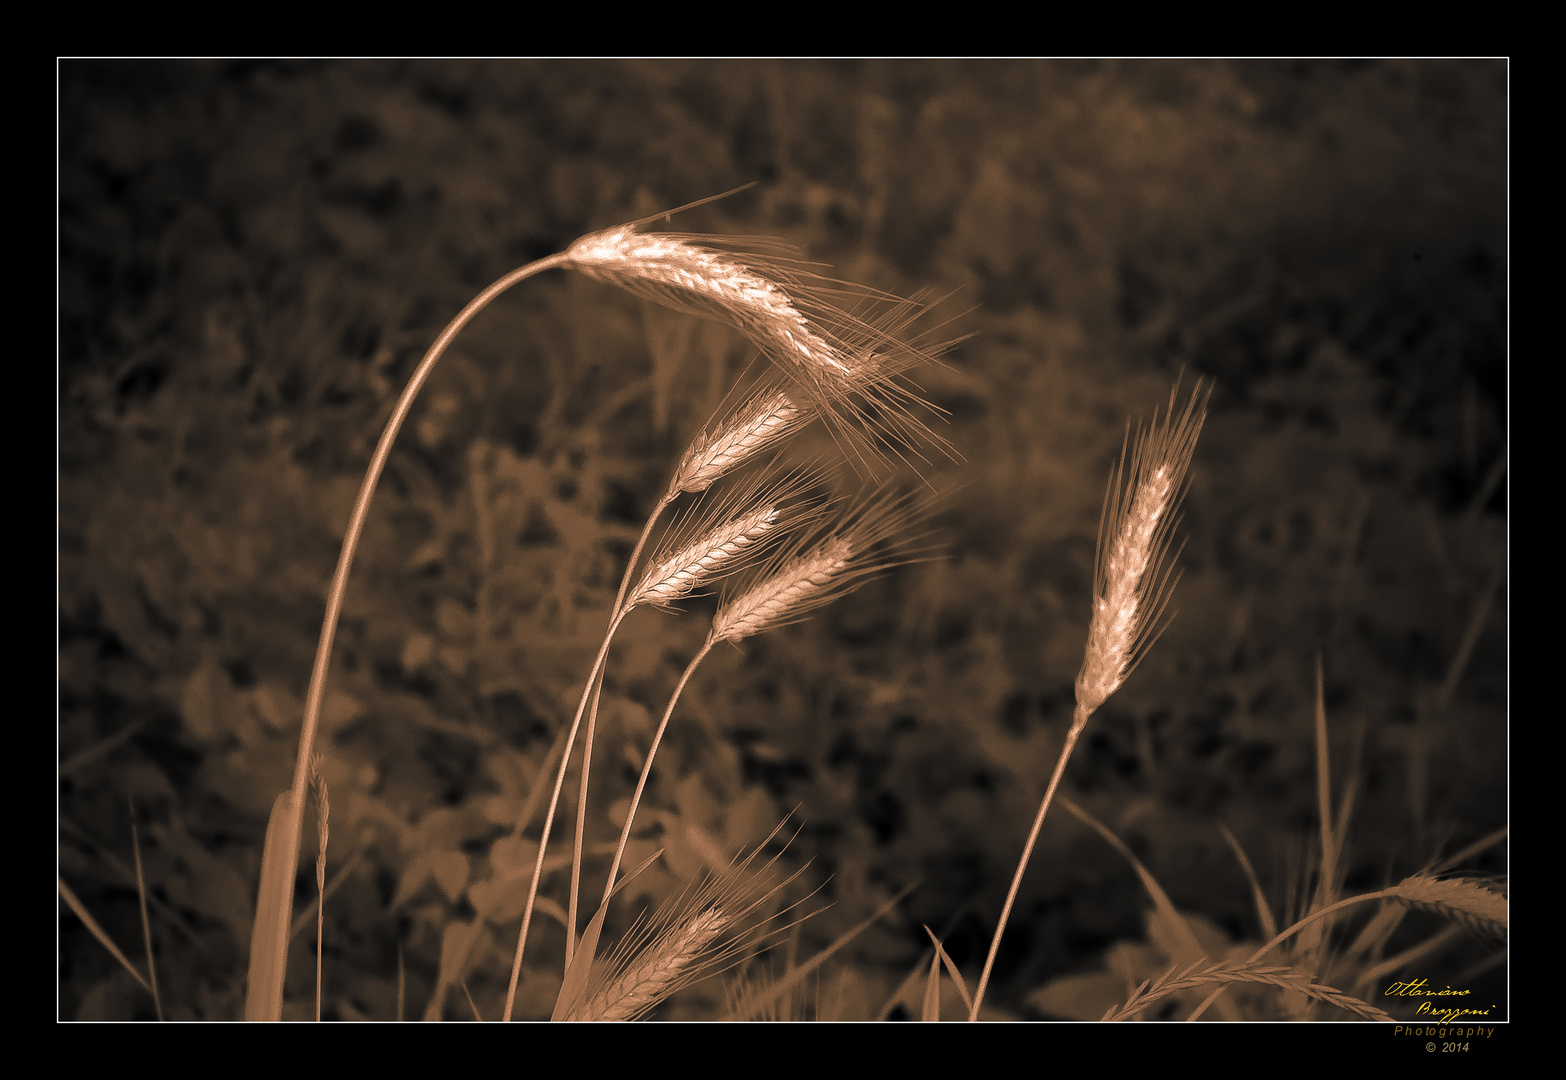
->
[59,59,1506,1021]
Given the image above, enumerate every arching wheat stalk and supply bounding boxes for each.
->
[969,378,1210,1021]
[254,188,957,1021]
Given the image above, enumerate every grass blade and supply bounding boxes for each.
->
[245,789,302,1021]
[59,876,154,997]
[129,810,163,1020]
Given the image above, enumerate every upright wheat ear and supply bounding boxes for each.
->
[970,377,1211,1022]
[1075,378,1210,724]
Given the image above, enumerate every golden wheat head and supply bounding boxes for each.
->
[564,819,814,1021]
[1073,378,1210,724]
[709,485,939,646]
[564,221,955,476]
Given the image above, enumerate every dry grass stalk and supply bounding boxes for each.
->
[59,876,156,997]
[1075,378,1210,723]
[129,807,163,1021]
[1103,958,1392,1022]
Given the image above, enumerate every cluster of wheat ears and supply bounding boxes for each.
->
[63,190,1506,1020]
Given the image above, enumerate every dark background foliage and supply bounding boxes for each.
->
[59,59,1505,1020]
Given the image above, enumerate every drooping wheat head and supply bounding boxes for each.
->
[564,223,956,475]
[1074,378,1210,726]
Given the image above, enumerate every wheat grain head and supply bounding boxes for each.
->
[1074,378,1211,723]
[564,819,814,1020]
[708,485,939,645]
[564,222,956,476]
[672,381,813,497]
[627,463,829,613]
[1388,874,1507,942]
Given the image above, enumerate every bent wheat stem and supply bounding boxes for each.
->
[503,599,638,1022]
[563,492,676,973]
[601,640,717,904]
[252,252,570,1020]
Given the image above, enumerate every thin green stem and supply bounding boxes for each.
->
[969,705,1091,1020]
[255,253,568,1020]
[602,638,717,906]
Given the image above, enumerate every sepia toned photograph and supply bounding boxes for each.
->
[59,59,1506,1024]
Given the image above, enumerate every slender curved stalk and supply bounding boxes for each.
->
[249,252,568,1020]
[968,706,1089,1021]
[566,492,675,968]
[502,602,631,1022]
[602,639,716,906]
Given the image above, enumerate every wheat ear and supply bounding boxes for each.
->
[1184,872,1507,1020]
[1104,958,1392,1022]
[565,223,954,476]
[556,467,822,963]
[310,758,329,1022]
[1075,377,1210,724]
[672,384,812,496]
[969,378,1210,1021]
[564,818,814,1021]
[709,486,936,646]
[625,472,820,613]
[598,486,936,904]
[572,908,731,1021]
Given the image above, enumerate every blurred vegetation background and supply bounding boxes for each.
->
[59,59,1505,1020]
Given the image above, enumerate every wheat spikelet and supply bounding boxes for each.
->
[1388,874,1507,941]
[712,539,853,644]
[567,819,815,1021]
[1103,957,1392,1022]
[709,487,935,645]
[1075,379,1210,722]
[628,464,827,614]
[309,756,330,884]
[573,908,731,1021]
[629,505,782,611]
[673,386,812,496]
